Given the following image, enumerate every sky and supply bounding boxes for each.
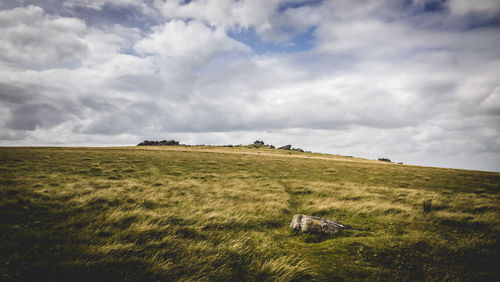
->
[0,0,499,172]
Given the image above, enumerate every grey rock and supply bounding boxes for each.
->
[278,145,292,150]
[137,139,179,146]
[290,214,351,234]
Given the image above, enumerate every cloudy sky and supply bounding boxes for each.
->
[0,0,499,171]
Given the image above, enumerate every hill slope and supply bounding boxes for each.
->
[1,146,499,280]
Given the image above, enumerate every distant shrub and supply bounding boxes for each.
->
[378,158,391,162]
[422,199,432,213]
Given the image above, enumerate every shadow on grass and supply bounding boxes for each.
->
[291,229,361,243]
[0,188,160,281]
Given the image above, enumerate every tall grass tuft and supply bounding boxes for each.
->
[422,199,432,213]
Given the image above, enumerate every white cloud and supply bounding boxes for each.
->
[134,19,249,73]
[0,5,88,67]
[135,20,248,57]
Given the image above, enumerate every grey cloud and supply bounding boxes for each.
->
[79,96,115,112]
[0,130,28,141]
[74,99,163,135]
[0,81,81,131]
[6,103,70,130]
[447,0,500,18]
[0,83,34,104]
[108,74,166,95]
[62,0,155,13]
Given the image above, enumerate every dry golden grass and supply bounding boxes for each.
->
[1,146,499,281]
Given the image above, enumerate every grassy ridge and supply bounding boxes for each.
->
[1,146,499,281]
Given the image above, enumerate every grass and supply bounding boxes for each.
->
[1,146,499,281]
[422,199,432,213]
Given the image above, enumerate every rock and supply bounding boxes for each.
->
[251,140,266,148]
[378,158,391,162]
[290,214,351,235]
[278,145,292,150]
[137,140,179,146]
[137,140,155,146]
[292,148,304,152]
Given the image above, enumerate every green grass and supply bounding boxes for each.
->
[1,146,499,281]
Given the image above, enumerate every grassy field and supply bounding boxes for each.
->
[1,146,499,281]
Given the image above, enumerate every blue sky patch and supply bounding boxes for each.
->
[228,27,316,54]
[278,0,324,12]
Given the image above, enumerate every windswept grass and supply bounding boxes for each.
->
[1,146,499,281]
